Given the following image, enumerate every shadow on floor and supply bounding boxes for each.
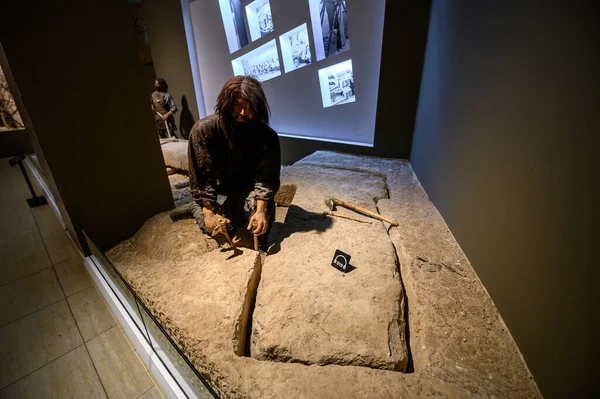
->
[267,205,333,255]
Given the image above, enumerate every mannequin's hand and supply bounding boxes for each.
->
[203,208,228,232]
[248,210,268,235]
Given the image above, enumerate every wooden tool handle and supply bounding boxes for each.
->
[337,200,399,226]
[252,221,259,251]
[323,211,372,224]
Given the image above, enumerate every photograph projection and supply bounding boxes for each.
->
[246,0,274,42]
[218,0,249,53]
[279,23,312,73]
[231,40,281,82]
[318,59,355,108]
[308,0,350,61]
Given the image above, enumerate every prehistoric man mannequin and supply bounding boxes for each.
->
[187,76,281,250]
[151,77,178,138]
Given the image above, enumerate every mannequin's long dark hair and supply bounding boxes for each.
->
[215,76,270,126]
[155,77,168,92]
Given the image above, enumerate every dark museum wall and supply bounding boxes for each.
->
[142,0,202,135]
[1,42,75,238]
[278,1,430,164]
[0,128,33,158]
[410,1,598,397]
[0,0,175,251]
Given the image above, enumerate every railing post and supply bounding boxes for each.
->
[8,155,48,207]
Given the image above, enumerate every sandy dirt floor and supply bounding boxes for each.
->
[107,151,541,398]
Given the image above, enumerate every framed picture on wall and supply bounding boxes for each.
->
[279,23,312,73]
[318,59,355,108]
[245,0,275,42]
[231,40,282,82]
[308,0,351,61]
[218,0,250,53]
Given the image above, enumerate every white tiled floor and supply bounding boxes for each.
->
[0,158,163,399]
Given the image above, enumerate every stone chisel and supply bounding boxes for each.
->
[212,217,236,249]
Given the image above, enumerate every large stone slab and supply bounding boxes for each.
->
[160,140,188,173]
[252,164,409,371]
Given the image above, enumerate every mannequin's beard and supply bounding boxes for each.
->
[230,117,257,132]
[226,118,255,150]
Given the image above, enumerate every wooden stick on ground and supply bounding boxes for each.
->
[325,197,399,226]
[322,211,372,224]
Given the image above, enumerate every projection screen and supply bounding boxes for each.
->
[190,0,385,146]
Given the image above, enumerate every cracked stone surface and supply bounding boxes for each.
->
[252,165,408,371]
[168,173,192,207]
[160,140,188,173]
[106,151,541,398]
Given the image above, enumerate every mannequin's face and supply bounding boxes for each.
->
[231,96,253,123]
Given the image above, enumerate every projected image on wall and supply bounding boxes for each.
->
[246,0,274,42]
[231,40,281,82]
[279,23,312,73]
[218,0,249,53]
[318,59,355,108]
[308,0,350,61]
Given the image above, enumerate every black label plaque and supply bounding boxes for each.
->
[331,250,351,273]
